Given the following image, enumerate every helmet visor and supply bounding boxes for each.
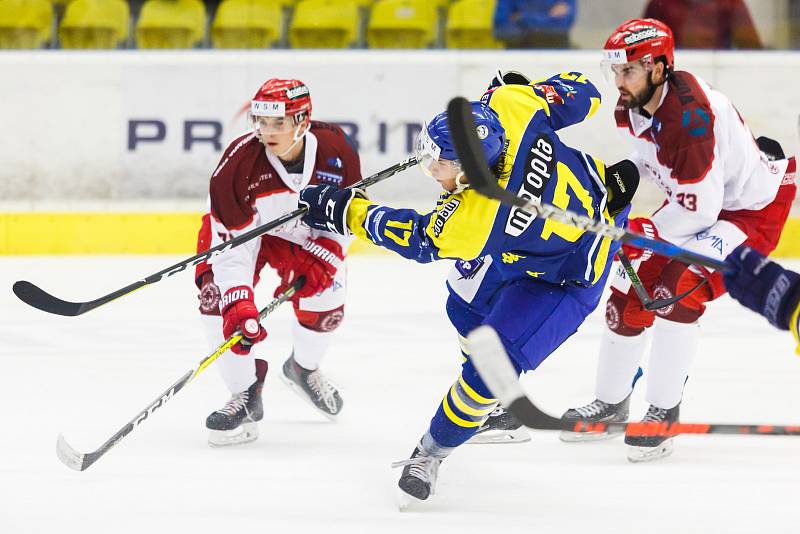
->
[250,114,297,135]
[601,50,654,85]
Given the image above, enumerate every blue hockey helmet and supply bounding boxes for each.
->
[415,101,505,175]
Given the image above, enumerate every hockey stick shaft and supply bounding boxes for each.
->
[14,157,418,317]
[445,97,730,273]
[56,277,304,472]
[467,325,800,437]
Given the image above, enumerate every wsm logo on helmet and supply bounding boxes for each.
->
[476,125,489,140]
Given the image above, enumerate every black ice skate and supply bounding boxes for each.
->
[560,394,631,442]
[206,379,264,447]
[280,354,343,420]
[625,403,680,463]
[392,447,442,510]
[467,405,531,444]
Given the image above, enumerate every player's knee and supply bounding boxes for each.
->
[296,305,345,332]
[198,272,221,317]
[605,292,652,336]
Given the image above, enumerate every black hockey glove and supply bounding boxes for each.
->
[487,70,532,91]
[299,185,367,236]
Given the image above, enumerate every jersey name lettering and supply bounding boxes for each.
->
[505,134,555,237]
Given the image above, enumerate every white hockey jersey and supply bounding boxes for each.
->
[616,70,788,259]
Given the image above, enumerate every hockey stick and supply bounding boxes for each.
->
[468,325,800,437]
[14,157,418,317]
[56,277,304,472]
[445,97,731,273]
[616,250,708,312]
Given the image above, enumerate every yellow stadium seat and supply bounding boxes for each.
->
[211,0,281,49]
[289,0,358,49]
[0,0,52,49]
[59,0,129,49]
[367,0,436,49]
[446,0,502,49]
[136,0,206,49]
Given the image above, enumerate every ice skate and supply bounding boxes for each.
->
[467,405,531,444]
[392,447,442,511]
[206,379,264,447]
[281,354,343,420]
[626,403,680,463]
[560,394,631,442]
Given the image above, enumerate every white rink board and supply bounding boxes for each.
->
[1,255,800,533]
[1,50,799,208]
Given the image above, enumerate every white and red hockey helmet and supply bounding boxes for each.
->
[250,78,312,124]
[602,18,675,80]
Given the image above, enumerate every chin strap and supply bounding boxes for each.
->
[277,122,309,158]
[452,171,469,194]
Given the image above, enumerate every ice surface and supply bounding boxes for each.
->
[2,255,800,534]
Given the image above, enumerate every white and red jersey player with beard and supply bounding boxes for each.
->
[194,78,362,446]
[562,19,797,462]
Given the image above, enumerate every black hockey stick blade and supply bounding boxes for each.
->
[446,97,730,273]
[55,277,305,471]
[467,325,800,437]
[14,279,144,317]
[15,157,417,317]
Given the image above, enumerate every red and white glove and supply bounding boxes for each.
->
[220,286,268,355]
[268,237,344,300]
[621,217,659,261]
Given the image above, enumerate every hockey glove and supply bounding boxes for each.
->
[299,185,367,236]
[621,217,658,261]
[724,245,800,330]
[487,70,532,91]
[221,286,268,355]
[271,237,344,300]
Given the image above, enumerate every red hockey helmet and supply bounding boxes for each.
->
[602,18,675,76]
[250,78,312,123]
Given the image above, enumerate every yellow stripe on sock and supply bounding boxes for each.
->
[449,384,496,417]
[442,396,482,428]
[458,375,497,405]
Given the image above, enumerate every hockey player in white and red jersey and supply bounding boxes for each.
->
[194,78,362,446]
[562,18,797,461]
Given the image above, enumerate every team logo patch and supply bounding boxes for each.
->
[476,125,489,140]
[319,310,344,332]
[433,198,461,238]
[455,257,485,279]
[605,299,621,331]
[199,281,221,315]
[653,284,675,317]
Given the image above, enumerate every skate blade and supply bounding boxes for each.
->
[279,372,340,422]
[559,429,624,443]
[626,439,674,463]
[396,487,427,512]
[208,422,259,447]
[467,427,532,444]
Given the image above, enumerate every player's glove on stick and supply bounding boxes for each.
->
[269,237,344,300]
[299,185,367,236]
[724,245,800,330]
[220,286,268,355]
[621,217,658,261]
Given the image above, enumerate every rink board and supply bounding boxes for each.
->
[1,212,798,257]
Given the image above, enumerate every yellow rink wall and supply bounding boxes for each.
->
[0,213,798,257]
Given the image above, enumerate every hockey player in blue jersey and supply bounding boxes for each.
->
[298,71,639,505]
